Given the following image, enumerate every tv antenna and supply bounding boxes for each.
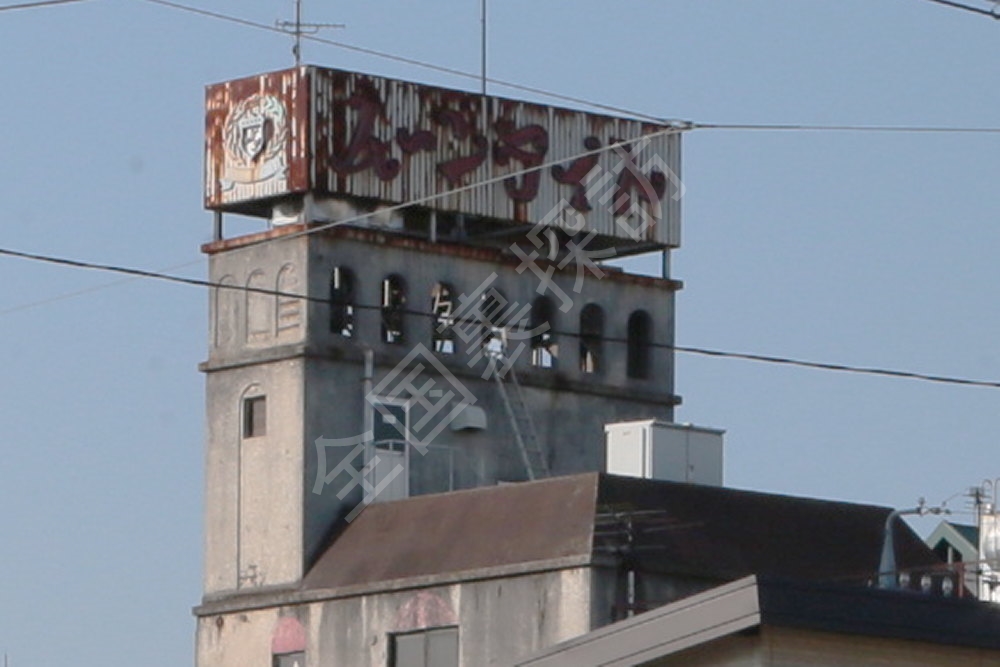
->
[276,0,346,67]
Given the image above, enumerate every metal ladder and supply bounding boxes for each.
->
[489,335,550,481]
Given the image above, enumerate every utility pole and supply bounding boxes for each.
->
[276,0,345,67]
[878,498,948,589]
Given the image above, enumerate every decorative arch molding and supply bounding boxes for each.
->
[271,616,307,655]
[393,591,458,633]
[246,270,271,344]
[276,264,302,337]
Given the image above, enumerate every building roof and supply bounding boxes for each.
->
[303,473,939,592]
[515,575,1000,666]
[950,522,980,546]
[926,520,980,564]
[596,474,937,582]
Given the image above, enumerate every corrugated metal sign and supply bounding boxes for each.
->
[206,67,681,247]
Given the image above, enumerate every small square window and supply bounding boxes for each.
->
[390,627,458,667]
[273,653,304,667]
[243,396,266,438]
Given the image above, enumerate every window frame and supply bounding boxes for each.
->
[330,266,356,338]
[579,303,604,374]
[381,274,408,345]
[243,395,267,438]
[389,626,459,667]
[272,652,305,667]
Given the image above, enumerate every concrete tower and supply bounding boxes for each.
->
[199,66,683,600]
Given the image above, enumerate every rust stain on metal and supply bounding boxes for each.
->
[205,66,682,248]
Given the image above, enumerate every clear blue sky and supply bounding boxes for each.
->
[2,0,999,663]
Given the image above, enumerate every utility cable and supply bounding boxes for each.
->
[692,121,1000,134]
[139,0,675,124]
[917,0,1000,19]
[140,1,1000,125]
[0,0,87,11]
[14,118,997,312]
[224,120,1000,253]
[242,125,689,249]
[0,258,201,316]
[2,245,1000,391]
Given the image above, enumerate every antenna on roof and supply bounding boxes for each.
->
[276,0,346,67]
[480,0,487,95]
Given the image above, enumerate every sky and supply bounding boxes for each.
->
[1,0,999,663]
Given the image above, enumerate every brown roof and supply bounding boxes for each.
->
[596,474,938,582]
[303,473,939,591]
[303,474,599,590]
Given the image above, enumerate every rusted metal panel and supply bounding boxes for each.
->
[205,68,311,210]
[205,67,682,247]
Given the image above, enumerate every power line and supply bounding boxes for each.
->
[230,119,1000,254]
[11,117,994,313]
[140,0,1000,131]
[0,259,201,316]
[691,121,1000,134]
[246,125,689,249]
[139,0,674,124]
[3,245,1000,391]
[0,0,87,11]
[917,0,1000,19]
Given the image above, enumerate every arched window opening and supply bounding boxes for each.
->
[382,275,407,345]
[477,287,530,360]
[627,310,653,379]
[431,282,456,355]
[530,296,557,368]
[579,304,604,374]
[330,267,355,338]
[479,287,509,358]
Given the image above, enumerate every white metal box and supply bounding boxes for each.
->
[605,420,724,486]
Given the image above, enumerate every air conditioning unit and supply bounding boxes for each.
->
[605,420,724,486]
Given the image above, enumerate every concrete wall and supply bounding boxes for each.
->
[202,229,677,596]
[203,360,306,595]
[305,233,678,482]
[204,235,310,595]
[196,568,592,667]
[589,566,721,628]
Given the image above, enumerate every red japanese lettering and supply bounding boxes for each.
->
[493,120,549,203]
[432,100,489,187]
[551,136,601,212]
[329,78,400,181]
[611,141,666,217]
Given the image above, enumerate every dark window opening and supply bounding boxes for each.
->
[579,303,604,374]
[390,627,459,667]
[933,540,962,563]
[627,310,653,379]
[431,282,456,355]
[243,395,266,438]
[530,296,557,368]
[273,653,304,667]
[382,275,407,345]
[330,267,355,337]
[479,287,509,356]
[478,287,530,358]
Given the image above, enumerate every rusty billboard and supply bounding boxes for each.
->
[206,66,681,247]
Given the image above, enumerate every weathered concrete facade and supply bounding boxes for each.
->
[197,567,593,667]
[201,224,679,598]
